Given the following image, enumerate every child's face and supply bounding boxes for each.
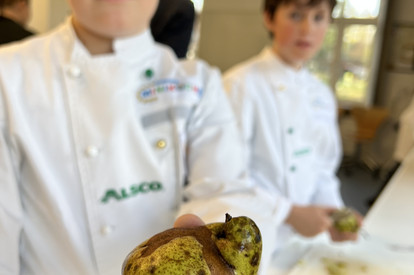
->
[264,0,331,69]
[68,0,159,39]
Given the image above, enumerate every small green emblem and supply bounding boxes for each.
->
[144,69,154,79]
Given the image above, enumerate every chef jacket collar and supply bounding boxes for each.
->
[260,47,308,84]
[112,29,155,61]
[63,17,155,64]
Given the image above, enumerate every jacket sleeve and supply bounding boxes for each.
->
[0,88,23,274]
[310,86,344,208]
[178,67,280,274]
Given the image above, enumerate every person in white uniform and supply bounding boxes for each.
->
[224,0,362,252]
[0,0,280,274]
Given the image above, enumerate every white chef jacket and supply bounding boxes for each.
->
[223,47,344,249]
[0,20,279,275]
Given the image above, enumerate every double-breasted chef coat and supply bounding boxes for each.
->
[224,47,344,249]
[0,20,279,275]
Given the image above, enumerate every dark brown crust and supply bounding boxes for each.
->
[138,226,234,275]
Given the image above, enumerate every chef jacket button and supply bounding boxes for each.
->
[85,146,100,158]
[67,65,82,78]
[101,225,113,236]
[144,68,154,79]
[290,166,296,172]
[156,139,167,149]
[287,127,294,134]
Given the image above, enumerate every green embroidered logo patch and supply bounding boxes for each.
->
[101,181,163,203]
[293,148,311,157]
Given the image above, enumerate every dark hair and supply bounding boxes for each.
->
[0,0,28,8]
[264,0,337,20]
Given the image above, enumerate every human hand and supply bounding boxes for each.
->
[286,205,335,237]
[328,209,364,242]
[173,213,205,228]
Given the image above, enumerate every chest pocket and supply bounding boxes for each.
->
[277,87,315,165]
[135,78,201,171]
[141,106,192,159]
[282,92,319,184]
[288,119,316,168]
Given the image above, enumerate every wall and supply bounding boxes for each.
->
[377,0,414,112]
[197,0,269,72]
[50,0,71,30]
[28,0,70,33]
[28,0,49,33]
[391,0,414,22]
[368,0,414,169]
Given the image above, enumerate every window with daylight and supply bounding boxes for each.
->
[307,0,388,107]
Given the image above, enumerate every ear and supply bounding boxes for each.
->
[263,11,274,32]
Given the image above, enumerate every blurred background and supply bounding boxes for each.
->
[27,0,414,214]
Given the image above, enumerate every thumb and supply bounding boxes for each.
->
[174,214,205,228]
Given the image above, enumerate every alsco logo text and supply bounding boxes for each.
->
[101,182,163,203]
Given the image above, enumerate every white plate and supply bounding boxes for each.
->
[286,236,414,275]
[266,233,414,275]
